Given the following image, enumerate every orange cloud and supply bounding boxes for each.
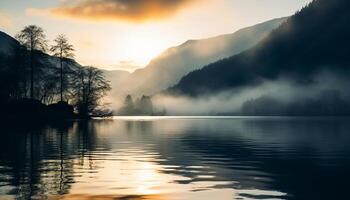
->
[32,0,197,23]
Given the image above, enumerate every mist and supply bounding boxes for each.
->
[152,70,350,115]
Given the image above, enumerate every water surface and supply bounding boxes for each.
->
[0,117,349,200]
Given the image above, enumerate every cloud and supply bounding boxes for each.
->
[28,0,196,22]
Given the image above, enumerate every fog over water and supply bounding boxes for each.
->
[152,70,350,115]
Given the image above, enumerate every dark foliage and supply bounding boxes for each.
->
[3,99,74,120]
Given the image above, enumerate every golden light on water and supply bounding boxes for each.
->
[58,144,236,200]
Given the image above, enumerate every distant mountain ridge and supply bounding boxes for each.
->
[170,0,350,96]
[115,17,287,96]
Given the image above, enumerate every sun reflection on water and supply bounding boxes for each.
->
[59,146,236,200]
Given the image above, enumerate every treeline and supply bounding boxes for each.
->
[0,25,111,119]
[118,95,166,116]
[241,90,350,116]
[118,95,154,116]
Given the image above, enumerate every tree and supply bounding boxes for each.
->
[50,34,75,102]
[118,95,135,115]
[138,95,153,115]
[72,66,111,117]
[0,45,30,102]
[16,25,47,100]
[124,95,134,109]
[6,45,29,100]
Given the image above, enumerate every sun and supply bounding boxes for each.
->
[120,31,168,67]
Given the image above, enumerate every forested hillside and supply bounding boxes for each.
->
[171,0,350,96]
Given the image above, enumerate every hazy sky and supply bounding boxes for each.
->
[0,0,312,71]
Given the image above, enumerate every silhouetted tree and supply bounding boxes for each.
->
[50,34,75,102]
[11,45,29,99]
[16,25,47,99]
[72,66,111,117]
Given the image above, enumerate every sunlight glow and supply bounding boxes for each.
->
[120,32,168,67]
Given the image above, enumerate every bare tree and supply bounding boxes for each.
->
[50,34,75,102]
[16,25,47,100]
[72,66,111,117]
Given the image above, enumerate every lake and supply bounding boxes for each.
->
[0,117,349,200]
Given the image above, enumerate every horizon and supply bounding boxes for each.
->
[0,0,312,72]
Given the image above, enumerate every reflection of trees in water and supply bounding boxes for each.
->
[125,121,153,136]
[74,120,112,170]
[0,120,109,199]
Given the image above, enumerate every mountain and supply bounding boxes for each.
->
[170,0,350,96]
[117,17,287,96]
[0,31,19,55]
